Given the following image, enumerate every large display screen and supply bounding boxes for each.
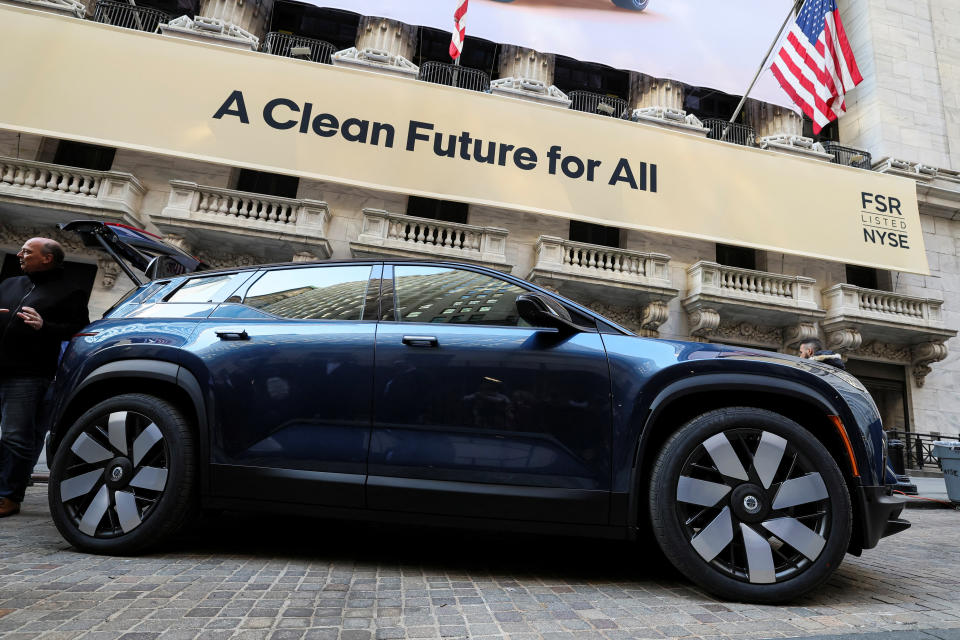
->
[305,0,797,111]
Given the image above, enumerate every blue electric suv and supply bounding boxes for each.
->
[44,220,908,603]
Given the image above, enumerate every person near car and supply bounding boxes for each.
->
[0,237,89,518]
[799,337,846,370]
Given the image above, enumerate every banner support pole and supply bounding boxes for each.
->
[721,0,803,141]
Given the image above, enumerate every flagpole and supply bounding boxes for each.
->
[721,0,804,141]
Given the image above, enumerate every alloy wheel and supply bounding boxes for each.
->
[675,428,831,585]
[58,410,168,538]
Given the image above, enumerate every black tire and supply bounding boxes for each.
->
[612,0,649,10]
[48,393,196,555]
[648,407,851,603]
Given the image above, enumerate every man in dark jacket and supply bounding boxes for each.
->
[0,237,89,517]
[799,337,846,370]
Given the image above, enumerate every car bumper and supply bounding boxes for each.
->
[856,484,910,550]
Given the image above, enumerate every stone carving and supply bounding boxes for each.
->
[0,222,90,257]
[585,302,640,333]
[640,301,670,337]
[196,251,260,269]
[850,341,911,363]
[826,327,862,353]
[712,322,782,346]
[783,323,818,350]
[688,307,720,338]
[97,257,121,289]
[163,234,192,253]
[292,251,317,263]
[911,341,948,388]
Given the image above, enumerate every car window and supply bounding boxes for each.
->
[243,265,372,320]
[167,273,246,303]
[394,266,526,326]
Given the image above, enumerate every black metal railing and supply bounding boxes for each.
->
[93,0,172,32]
[703,118,756,147]
[417,61,490,93]
[887,431,949,470]
[568,90,629,119]
[822,142,872,170]
[262,32,336,65]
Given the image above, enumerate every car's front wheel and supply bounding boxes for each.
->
[649,407,851,603]
[48,393,196,554]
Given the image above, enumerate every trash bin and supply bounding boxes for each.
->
[932,441,960,504]
[888,439,906,476]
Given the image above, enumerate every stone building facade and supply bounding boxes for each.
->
[1,0,958,445]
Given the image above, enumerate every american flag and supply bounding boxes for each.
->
[770,0,863,134]
[449,0,469,61]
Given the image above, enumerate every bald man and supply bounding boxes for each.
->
[0,237,89,517]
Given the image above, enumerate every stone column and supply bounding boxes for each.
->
[159,0,273,50]
[490,46,570,108]
[747,100,832,160]
[627,73,706,135]
[331,17,419,79]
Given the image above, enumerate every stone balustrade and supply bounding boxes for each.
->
[823,284,943,327]
[532,236,671,287]
[687,261,819,310]
[157,180,331,257]
[4,0,85,18]
[351,209,510,269]
[0,156,145,225]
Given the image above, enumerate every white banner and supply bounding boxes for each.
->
[306,0,797,111]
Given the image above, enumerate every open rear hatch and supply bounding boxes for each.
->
[59,220,206,285]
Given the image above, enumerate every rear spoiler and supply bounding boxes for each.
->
[59,220,205,285]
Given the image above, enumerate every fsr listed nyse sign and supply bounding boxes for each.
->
[0,4,931,274]
[860,192,910,249]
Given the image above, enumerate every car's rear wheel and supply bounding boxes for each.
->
[612,0,649,10]
[648,407,851,603]
[48,393,196,554]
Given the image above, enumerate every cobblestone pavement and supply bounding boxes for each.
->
[1,486,959,640]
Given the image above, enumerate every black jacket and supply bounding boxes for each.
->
[811,350,846,370]
[0,268,90,378]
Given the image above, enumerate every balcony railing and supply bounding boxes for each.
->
[568,91,629,119]
[352,209,509,268]
[262,32,336,65]
[418,61,490,93]
[687,261,819,310]
[93,0,172,32]
[159,181,331,255]
[887,431,951,470]
[822,142,872,170]
[703,119,756,147]
[0,156,145,224]
[822,284,944,328]
[531,236,672,287]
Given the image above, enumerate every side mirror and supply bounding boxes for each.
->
[145,255,189,280]
[516,293,582,334]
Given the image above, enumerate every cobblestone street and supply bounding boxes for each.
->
[1,486,959,640]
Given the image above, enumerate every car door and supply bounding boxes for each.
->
[368,264,612,524]
[193,263,380,509]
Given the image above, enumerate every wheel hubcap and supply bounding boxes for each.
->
[58,410,168,538]
[675,428,831,585]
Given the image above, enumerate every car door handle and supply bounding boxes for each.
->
[215,330,249,341]
[402,335,438,347]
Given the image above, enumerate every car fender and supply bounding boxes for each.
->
[624,370,869,530]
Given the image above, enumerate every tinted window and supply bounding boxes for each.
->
[394,266,525,326]
[53,140,116,171]
[244,266,371,320]
[716,243,757,270]
[168,273,245,303]
[406,196,469,224]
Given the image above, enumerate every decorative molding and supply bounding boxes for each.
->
[850,341,911,364]
[911,341,948,388]
[0,222,90,257]
[97,257,121,289]
[585,302,640,333]
[292,251,317,262]
[630,107,709,136]
[195,251,260,269]
[640,301,670,336]
[162,233,191,254]
[160,15,259,50]
[783,322,818,351]
[331,47,419,79]
[490,77,571,107]
[826,327,863,353]
[712,321,783,347]
[688,307,720,338]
